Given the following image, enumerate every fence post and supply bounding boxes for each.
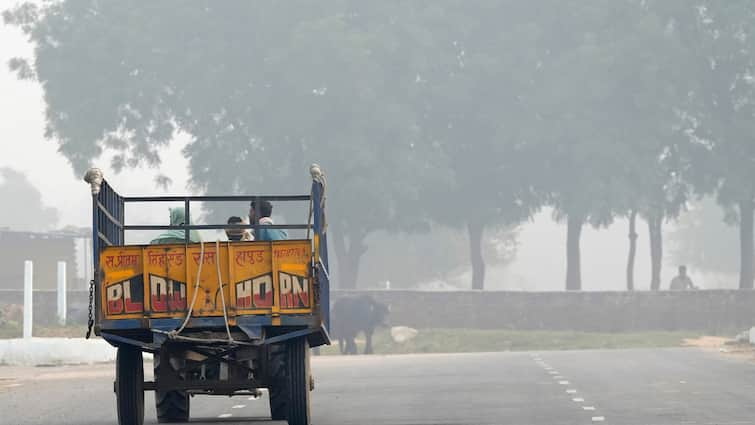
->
[57,261,67,326]
[23,260,33,339]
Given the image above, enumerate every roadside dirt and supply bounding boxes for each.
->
[683,336,755,362]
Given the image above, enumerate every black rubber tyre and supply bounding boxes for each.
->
[155,390,190,423]
[154,354,190,423]
[268,338,311,425]
[268,344,287,421]
[116,347,144,425]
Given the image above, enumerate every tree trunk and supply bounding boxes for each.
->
[467,221,485,290]
[565,214,583,291]
[648,212,663,291]
[626,210,638,291]
[332,229,367,290]
[739,200,755,289]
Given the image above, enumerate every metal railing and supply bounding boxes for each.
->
[95,186,313,245]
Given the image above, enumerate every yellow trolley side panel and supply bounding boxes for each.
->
[100,247,146,320]
[101,240,312,321]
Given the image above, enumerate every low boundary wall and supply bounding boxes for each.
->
[332,290,755,333]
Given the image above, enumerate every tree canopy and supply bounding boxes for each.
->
[6,0,755,290]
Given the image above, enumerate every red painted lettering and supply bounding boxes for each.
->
[107,284,124,314]
[123,280,143,313]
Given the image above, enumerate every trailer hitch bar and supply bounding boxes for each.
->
[101,332,159,353]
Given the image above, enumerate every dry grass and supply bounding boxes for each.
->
[318,328,704,355]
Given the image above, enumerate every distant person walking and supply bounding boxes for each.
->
[669,265,697,290]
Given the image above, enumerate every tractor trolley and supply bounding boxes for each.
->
[83,165,330,425]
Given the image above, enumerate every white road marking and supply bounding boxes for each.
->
[533,356,602,417]
[232,404,246,409]
[533,360,601,419]
[679,380,687,384]
[218,413,232,418]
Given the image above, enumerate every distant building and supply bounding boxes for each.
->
[0,229,89,290]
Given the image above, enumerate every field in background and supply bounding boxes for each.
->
[0,321,705,354]
[317,328,705,355]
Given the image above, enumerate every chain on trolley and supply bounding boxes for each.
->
[86,278,95,339]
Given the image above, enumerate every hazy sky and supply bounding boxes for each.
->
[0,2,191,227]
[0,3,707,290]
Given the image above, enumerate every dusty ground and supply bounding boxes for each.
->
[684,335,755,362]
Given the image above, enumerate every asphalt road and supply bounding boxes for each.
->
[2,347,755,425]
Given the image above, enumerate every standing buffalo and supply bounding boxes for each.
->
[331,295,389,355]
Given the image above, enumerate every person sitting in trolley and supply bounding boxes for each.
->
[249,200,288,241]
[225,216,253,241]
[150,207,202,244]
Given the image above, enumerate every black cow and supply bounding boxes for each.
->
[331,295,389,355]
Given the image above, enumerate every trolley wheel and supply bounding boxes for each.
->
[154,354,190,423]
[116,346,144,425]
[268,338,311,425]
[155,390,190,423]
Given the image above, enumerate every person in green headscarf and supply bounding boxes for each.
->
[150,207,202,244]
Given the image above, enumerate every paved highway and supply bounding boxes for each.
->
[1,348,754,425]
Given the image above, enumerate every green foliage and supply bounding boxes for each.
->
[4,2,436,287]
[4,1,536,288]
[530,0,692,226]
[656,0,755,287]
[645,0,755,205]
[7,1,755,289]
[684,1,755,206]
[410,2,543,227]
